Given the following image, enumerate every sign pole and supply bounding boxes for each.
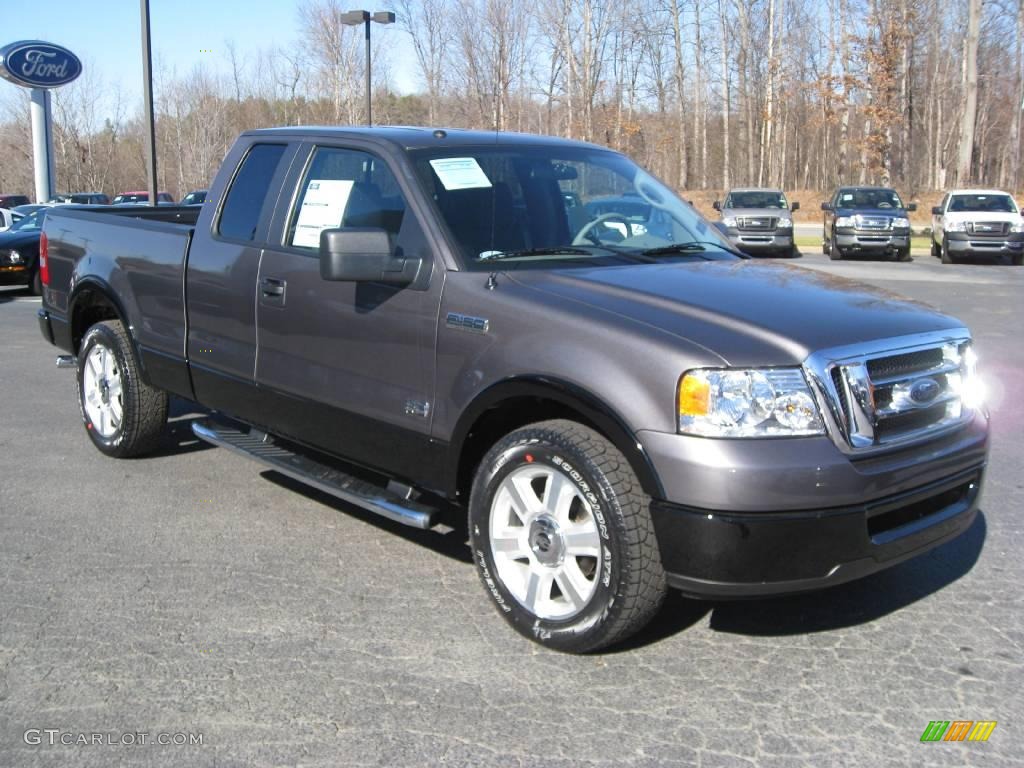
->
[29,88,55,203]
[139,0,158,207]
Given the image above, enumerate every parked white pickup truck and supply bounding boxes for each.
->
[931,189,1024,265]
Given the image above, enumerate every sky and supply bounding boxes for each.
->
[0,0,419,119]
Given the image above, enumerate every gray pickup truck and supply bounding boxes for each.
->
[713,188,799,257]
[38,127,989,652]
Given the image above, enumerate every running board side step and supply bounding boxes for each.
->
[191,420,437,529]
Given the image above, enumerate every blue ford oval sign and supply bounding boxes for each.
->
[0,40,82,89]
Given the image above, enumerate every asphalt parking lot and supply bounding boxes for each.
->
[1,249,1021,767]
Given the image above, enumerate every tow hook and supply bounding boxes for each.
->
[55,355,76,369]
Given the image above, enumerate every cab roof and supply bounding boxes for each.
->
[242,125,614,152]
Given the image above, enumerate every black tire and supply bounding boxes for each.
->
[828,233,842,260]
[469,419,666,653]
[1012,252,1023,267]
[77,320,168,457]
[29,268,42,296]
[896,247,912,262]
[931,238,941,258]
[940,235,956,264]
[785,244,801,258]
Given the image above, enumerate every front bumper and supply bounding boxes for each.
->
[834,229,909,254]
[945,231,1024,256]
[0,263,29,285]
[639,411,989,598]
[726,230,793,255]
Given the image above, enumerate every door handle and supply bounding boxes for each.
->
[260,277,286,298]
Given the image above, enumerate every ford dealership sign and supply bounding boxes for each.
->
[0,40,82,89]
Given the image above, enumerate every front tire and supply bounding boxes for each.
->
[29,268,42,296]
[896,247,912,262]
[469,420,666,653]
[828,233,842,260]
[77,320,168,457]
[940,235,956,264]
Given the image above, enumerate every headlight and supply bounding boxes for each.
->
[835,216,856,227]
[892,217,910,229]
[721,216,737,228]
[678,368,825,437]
[945,220,967,232]
[1010,220,1024,233]
[945,342,985,412]
[776,218,793,229]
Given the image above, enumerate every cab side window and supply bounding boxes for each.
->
[287,147,407,250]
[218,143,289,241]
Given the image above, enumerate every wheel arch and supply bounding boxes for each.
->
[69,278,138,358]
[448,377,665,503]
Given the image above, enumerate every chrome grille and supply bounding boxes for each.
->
[855,215,892,231]
[967,221,1009,236]
[737,216,777,231]
[805,331,974,454]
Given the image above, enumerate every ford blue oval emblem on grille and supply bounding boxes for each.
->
[0,40,82,89]
[909,378,941,404]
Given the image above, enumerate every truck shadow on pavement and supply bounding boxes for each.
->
[259,471,476,564]
[216,447,989,650]
[151,398,216,457]
[608,511,987,652]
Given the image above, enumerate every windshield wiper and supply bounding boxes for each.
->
[640,241,747,258]
[478,247,592,261]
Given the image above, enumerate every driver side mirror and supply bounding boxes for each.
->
[712,200,721,211]
[906,202,917,212]
[790,201,800,212]
[319,228,420,285]
[821,202,832,211]
[931,205,943,216]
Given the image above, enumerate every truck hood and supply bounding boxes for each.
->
[508,261,962,366]
[722,207,792,220]
[0,230,39,250]
[833,207,910,219]
[940,211,1021,224]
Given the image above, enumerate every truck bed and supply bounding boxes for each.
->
[42,206,200,389]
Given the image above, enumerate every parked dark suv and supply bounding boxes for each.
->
[822,186,916,261]
[0,194,31,209]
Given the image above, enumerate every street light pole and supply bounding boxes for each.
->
[340,10,395,128]
[140,0,158,207]
[364,17,371,126]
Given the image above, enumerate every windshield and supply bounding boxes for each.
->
[114,194,147,204]
[725,191,788,209]
[9,209,44,232]
[412,146,736,270]
[948,194,1017,214]
[836,188,904,210]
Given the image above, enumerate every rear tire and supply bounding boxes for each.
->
[77,320,168,457]
[469,419,666,653]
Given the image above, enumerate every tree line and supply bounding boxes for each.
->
[0,0,1021,201]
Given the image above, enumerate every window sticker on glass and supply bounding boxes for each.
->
[429,157,492,191]
[291,179,354,248]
